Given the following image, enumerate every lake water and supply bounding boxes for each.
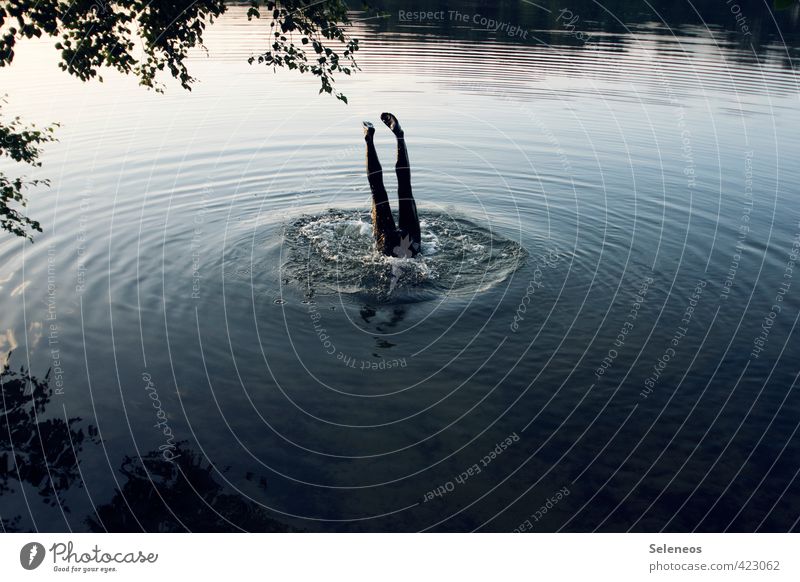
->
[1,0,799,532]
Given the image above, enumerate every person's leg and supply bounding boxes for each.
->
[364,122,397,255]
[381,113,421,254]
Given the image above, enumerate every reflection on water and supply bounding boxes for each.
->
[359,0,800,98]
[1,362,293,532]
[0,0,799,531]
[0,362,99,531]
[87,443,294,533]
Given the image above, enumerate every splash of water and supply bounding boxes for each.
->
[281,210,527,302]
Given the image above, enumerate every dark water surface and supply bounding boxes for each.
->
[1,1,799,532]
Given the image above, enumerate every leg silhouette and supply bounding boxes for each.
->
[364,121,397,255]
[381,112,421,254]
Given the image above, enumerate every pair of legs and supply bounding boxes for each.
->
[363,113,421,257]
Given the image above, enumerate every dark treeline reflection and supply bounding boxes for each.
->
[0,362,99,531]
[0,362,292,532]
[355,0,800,54]
[87,443,294,533]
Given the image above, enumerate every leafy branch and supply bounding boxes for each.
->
[0,1,360,239]
[246,1,360,102]
[0,97,58,240]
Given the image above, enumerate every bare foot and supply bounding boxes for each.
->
[380,112,404,137]
[363,121,375,140]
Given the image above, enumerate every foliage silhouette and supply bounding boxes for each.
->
[0,360,100,528]
[0,0,359,239]
[87,442,296,532]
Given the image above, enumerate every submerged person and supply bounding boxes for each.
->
[363,113,422,258]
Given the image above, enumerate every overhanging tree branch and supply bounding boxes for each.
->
[0,0,361,239]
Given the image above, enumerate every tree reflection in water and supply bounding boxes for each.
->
[1,360,292,532]
[1,361,99,531]
[88,443,295,532]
